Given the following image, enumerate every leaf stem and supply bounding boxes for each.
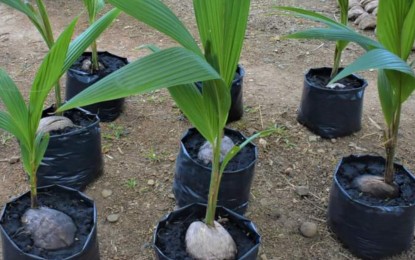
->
[205,131,223,226]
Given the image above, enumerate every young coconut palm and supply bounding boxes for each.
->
[277,0,415,198]
[82,0,105,73]
[0,4,133,250]
[0,19,79,250]
[58,0,274,258]
[0,0,118,111]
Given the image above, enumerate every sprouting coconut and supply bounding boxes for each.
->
[198,136,235,164]
[22,207,77,250]
[37,116,75,134]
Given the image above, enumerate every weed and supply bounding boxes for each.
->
[103,123,127,140]
[126,178,137,189]
[0,131,13,145]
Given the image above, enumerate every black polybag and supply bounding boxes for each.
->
[36,106,103,190]
[0,185,100,260]
[327,155,415,259]
[65,52,128,122]
[154,203,261,260]
[173,128,257,215]
[297,67,367,139]
[196,64,245,123]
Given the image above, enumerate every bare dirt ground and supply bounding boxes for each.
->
[1,0,415,259]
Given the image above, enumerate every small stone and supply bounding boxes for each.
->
[284,167,293,175]
[107,214,120,223]
[81,59,92,71]
[364,0,378,13]
[295,186,309,196]
[331,138,336,143]
[317,149,325,153]
[101,189,113,198]
[260,198,273,207]
[260,254,268,260]
[259,138,267,149]
[168,193,175,199]
[300,222,318,238]
[9,156,20,164]
[308,135,318,142]
[270,208,282,220]
[147,179,155,186]
[348,5,365,20]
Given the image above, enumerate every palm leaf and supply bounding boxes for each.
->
[330,49,415,84]
[108,0,201,56]
[58,47,221,112]
[0,70,30,146]
[377,70,395,126]
[275,6,381,50]
[194,0,250,87]
[29,18,78,130]
[0,111,29,148]
[377,0,415,60]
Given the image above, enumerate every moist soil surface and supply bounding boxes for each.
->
[336,156,415,207]
[155,205,257,259]
[1,0,415,259]
[43,107,99,136]
[1,186,95,259]
[183,128,256,171]
[71,52,128,76]
[306,67,366,90]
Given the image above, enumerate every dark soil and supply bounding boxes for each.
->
[336,156,415,207]
[306,67,366,90]
[183,128,256,171]
[155,208,257,259]
[71,52,128,76]
[0,186,95,259]
[42,107,99,136]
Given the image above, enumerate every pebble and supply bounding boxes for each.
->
[295,186,309,196]
[168,193,175,199]
[101,189,113,198]
[259,138,267,149]
[147,179,155,186]
[9,156,20,164]
[107,214,120,223]
[284,167,293,175]
[331,138,336,143]
[308,135,318,142]
[270,208,282,220]
[260,254,268,260]
[300,222,318,238]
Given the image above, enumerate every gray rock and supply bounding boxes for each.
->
[107,213,120,223]
[295,186,310,196]
[101,189,113,198]
[300,222,318,238]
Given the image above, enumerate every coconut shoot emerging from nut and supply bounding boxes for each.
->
[37,116,75,134]
[198,136,235,164]
[185,220,237,259]
[354,174,399,199]
[22,207,77,250]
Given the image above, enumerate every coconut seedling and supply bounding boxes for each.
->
[82,0,105,73]
[279,0,356,89]
[0,0,120,129]
[58,0,274,258]
[0,3,124,252]
[278,0,415,198]
[0,19,79,250]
